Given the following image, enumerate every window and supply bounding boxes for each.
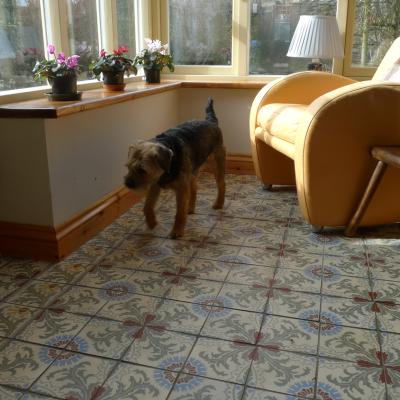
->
[351,0,400,67]
[116,0,136,57]
[0,0,45,91]
[168,0,232,65]
[250,0,337,75]
[65,0,99,80]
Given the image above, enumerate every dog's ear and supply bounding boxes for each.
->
[155,145,173,172]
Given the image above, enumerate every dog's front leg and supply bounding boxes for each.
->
[144,184,160,229]
[170,184,190,239]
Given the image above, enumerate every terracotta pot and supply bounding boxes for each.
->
[102,71,126,91]
[144,68,160,84]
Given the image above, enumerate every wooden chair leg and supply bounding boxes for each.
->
[345,160,387,237]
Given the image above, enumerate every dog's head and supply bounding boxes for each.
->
[124,140,173,191]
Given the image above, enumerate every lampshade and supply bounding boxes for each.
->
[287,15,344,59]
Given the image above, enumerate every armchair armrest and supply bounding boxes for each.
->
[294,80,400,226]
[250,72,356,143]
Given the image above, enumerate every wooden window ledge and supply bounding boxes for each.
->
[0,80,267,119]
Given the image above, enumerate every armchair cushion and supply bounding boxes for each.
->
[257,103,307,145]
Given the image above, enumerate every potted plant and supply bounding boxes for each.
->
[32,44,81,101]
[134,39,174,84]
[90,46,137,91]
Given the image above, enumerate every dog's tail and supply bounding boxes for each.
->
[205,98,218,125]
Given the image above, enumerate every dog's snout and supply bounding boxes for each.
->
[124,177,136,189]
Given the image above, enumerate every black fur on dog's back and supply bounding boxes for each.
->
[153,98,223,186]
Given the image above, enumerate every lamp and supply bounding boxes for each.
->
[287,15,344,71]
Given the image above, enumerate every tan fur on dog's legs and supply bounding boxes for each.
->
[212,146,226,209]
[170,183,190,239]
[189,173,198,214]
[144,184,161,229]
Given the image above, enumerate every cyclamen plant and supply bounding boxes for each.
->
[90,46,137,79]
[134,38,174,71]
[32,44,81,81]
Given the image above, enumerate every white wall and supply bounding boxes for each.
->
[0,87,258,227]
[0,119,54,225]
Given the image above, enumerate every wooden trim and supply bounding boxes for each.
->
[225,154,255,175]
[0,80,266,119]
[0,186,142,261]
[0,155,253,260]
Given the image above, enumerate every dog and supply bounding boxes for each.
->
[124,98,225,238]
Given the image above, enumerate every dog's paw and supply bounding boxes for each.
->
[145,218,158,230]
[169,229,183,239]
[212,202,224,210]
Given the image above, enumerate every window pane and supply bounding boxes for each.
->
[66,0,99,80]
[0,0,45,91]
[250,1,337,75]
[169,0,232,65]
[351,0,400,67]
[116,0,136,57]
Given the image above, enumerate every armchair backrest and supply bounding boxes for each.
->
[373,36,400,81]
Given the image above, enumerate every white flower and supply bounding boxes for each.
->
[144,38,168,54]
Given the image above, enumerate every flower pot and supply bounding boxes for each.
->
[102,71,126,91]
[49,75,78,95]
[144,68,160,84]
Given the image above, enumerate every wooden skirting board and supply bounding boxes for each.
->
[0,154,255,261]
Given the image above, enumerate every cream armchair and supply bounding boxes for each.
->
[250,37,400,231]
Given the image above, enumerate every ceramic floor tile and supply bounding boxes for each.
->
[243,387,300,399]
[323,254,370,278]
[0,260,51,280]
[277,251,322,270]
[6,281,64,308]
[376,304,400,334]
[247,349,317,395]
[217,283,269,312]
[165,276,222,303]
[206,228,245,246]
[260,315,318,355]
[322,275,371,298]
[0,303,39,337]
[126,270,171,297]
[139,256,188,274]
[184,258,232,281]
[201,308,263,343]
[323,235,365,256]
[319,324,381,362]
[123,329,195,370]
[321,295,377,330]
[78,265,135,289]
[16,309,89,347]
[169,375,243,400]
[372,280,400,303]
[100,363,174,400]
[240,226,286,249]
[32,352,116,399]
[0,276,28,301]
[97,293,161,322]
[48,286,108,315]
[194,243,240,263]
[71,317,137,359]
[99,247,145,269]
[266,290,321,321]
[317,357,387,400]
[155,299,209,335]
[237,246,280,267]
[226,264,276,285]
[0,340,59,390]
[284,231,325,253]
[187,337,253,384]
[37,260,91,284]
[273,268,322,294]
[20,392,58,399]
[379,332,400,397]
[0,385,24,399]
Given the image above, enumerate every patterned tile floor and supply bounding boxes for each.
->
[0,173,400,399]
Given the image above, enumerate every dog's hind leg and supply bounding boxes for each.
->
[144,184,160,229]
[189,173,198,214]
[212,145,226,209]
[170,182,190,239]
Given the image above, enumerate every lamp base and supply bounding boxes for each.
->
[307,62,323,71]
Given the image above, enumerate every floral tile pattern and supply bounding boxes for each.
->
[0,173,399,399]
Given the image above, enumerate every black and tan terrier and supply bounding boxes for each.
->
[124,98,225,238]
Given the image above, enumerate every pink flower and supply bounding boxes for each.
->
[48,44,56,55]
[113,48,122,56]
[56,52,66,64]
[119,45,129,53]
[100,48,107,57]
[66,55,80,69]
